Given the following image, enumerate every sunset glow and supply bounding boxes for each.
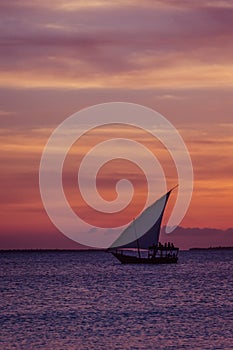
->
[0,0,232,249]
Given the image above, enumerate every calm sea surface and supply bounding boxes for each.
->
[1,250,233,350]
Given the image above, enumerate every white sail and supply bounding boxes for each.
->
[110,188,174,249]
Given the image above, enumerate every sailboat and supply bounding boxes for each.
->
[108,187,179,264]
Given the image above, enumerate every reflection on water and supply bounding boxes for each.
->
[1,250,233,350]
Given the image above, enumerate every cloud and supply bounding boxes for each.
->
[0,110,14,116]
[0,1,232,89]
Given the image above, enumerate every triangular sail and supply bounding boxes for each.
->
[110,189,174,249]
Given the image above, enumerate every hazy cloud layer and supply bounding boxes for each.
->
[0,1,232,88]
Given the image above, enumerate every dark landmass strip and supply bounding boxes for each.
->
[0,249,106,253]
[1,247,233,253]
[189,247,233,251]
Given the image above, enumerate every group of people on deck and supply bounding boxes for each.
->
[148,242,177,259]
[150,242,175,250]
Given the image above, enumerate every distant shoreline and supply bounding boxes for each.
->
[0,249,105,253]
[189,246,233,251]
[1,247,233,252]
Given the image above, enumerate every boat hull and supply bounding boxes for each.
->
[112,252,178,264]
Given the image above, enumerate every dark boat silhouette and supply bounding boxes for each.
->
[109,187,179,264]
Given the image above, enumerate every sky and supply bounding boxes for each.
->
[0,0,232,249]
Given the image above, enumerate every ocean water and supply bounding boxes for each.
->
[1,250,233,350]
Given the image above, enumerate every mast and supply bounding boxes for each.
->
[133,218,141,258]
